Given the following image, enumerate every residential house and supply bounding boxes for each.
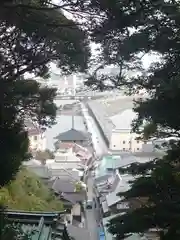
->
[94,153,135,183]
[54,128,91,147]
[52,177,86,226]
[97,154,159,240]
[24,158,83,183]
[49,168,82,181]
[46,148,86,171]
[73,143,92,165]
[25,120,46,152]
[94,153,149,216]
[55,142,92,166]
[101,171,130,218]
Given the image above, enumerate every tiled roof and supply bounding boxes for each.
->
[61,192,86,204]
[49,162,84,170]
[55,129,90,141]
[57,142,75,149]
[67,224,90,240]
[28,128,41,136]
[52,178,76,193]
[48,168,80,181]
[24,119,42,136]
[106,191,121,207]
[54,143,92,160]
[5,210,71,240]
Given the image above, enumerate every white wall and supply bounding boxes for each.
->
[29,132,46,151]
[72,203,81,216]
[54,150,81,162]
[110,130,143,152]
[142,143,154,152]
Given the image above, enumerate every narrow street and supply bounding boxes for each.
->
[85,173,99,240]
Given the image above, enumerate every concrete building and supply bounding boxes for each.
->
[109,109,143,152]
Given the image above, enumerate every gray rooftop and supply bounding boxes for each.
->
[67,224,90,240]
[110,173,121,193]
[52,178,76,193]
[97,96,134,117]
[88,101,114,141]
[49,168,80,181]
[62,192,86,204]
[49,162,85,170]
[55,128,90,141]
[27,165,51,179]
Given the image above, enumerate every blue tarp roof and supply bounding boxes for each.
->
[99,228,105,240]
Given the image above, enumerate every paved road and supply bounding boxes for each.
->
[88,115,108,156]
[81,102,108,157]
[85,175,99,240]
[81,102,106,239]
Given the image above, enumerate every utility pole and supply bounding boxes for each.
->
[72,113,74,129]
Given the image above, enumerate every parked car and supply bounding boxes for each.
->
[86,200,93,209]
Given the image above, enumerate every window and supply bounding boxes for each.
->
[123,141,126,144]
[33,136,37,141]
[107,168,113,172]
[137,148,139,150]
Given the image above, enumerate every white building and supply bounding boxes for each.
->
[46,148,86,171]
[109,109,143,152]
[37,72,80,96]
[25,120,46,152]
[28,128,46,152]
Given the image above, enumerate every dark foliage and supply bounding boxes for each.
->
[74,0,180,239]
[0,0,90,186]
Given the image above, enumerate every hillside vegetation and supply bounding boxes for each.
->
[0,168,63,211]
